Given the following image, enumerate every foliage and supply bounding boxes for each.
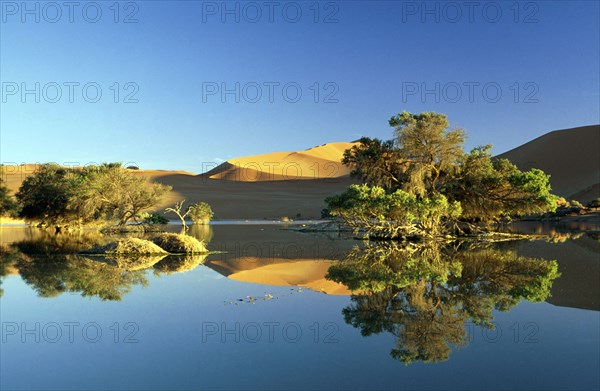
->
[165,200,214,230]
[331,111,558,238]
[140,212,169,225]
[188,202,214,225]
[327,243,560,364]
[78,163,171,226]
[587,197,600,209]
[16,164,85,227]
[389,111,465,197]
[15,163,171,228]
[0,174,19,217]
[343,137,407,190]
[326,184,461,239]
[446,146,558,221]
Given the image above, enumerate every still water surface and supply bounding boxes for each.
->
[1,224,598,390]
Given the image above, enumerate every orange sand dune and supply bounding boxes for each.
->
[203,142,358,181]
[497,125,600,203]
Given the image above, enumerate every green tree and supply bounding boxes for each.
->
[445,145,558,222]
[188,202,214,225]
[342,137,407,190]
[389,111,465,197]
[16,164,86,229]
[78,164,171,226]
[332,111,558,238]
[16,163,171,229]
[326,184,461,239]
[0,177,19,217]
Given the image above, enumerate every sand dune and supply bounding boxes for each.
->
[203,142,357,181]
[497,125,600,203]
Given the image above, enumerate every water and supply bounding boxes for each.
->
[1,224,599,390]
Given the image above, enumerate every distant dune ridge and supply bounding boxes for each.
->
[202,142,357,181]
[3,126,598,219]
[497,125,600,203]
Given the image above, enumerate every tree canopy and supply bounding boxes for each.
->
[16,163,171,229]
[329,111,558,239]
[0,177,19,217]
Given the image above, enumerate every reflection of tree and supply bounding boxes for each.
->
[3,232,209,300]
[326,243,560,364]
[189,224,213,244]
[12,253,148,301]
[0,245,26,298]
[11,230,106,255]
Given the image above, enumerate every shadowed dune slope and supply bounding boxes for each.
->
[497,125,600,203]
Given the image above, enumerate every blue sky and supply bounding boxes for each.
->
[1,0,598,172]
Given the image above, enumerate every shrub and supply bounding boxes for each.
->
[587,197,600,209]
[569,200,584,209]
[140,212,169,225]
[188,202,214,225]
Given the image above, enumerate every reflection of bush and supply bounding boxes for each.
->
[189,224,214,243]
[82,238,168,255]
[81,254,167,271]
[15,254,148,301]
[153,254,207,274]
[12,231,106,254]
[327,243,560,364]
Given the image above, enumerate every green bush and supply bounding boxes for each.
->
[140,212,169,225]
[188,202,214,225]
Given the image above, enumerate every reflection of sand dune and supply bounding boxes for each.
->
[206,257,351,295]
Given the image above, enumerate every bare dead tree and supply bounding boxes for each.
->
[165,200,191,230]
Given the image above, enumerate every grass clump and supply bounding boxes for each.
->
[82,238,168,255]
[151,233,207,254]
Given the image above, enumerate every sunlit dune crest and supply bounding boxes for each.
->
[203,142,359,181]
